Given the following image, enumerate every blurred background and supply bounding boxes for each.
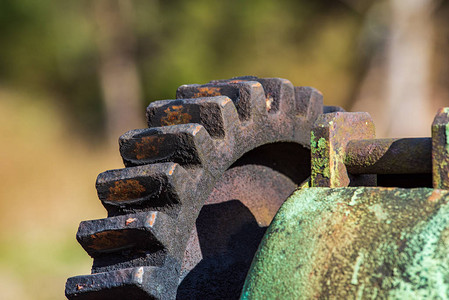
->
[1,0,449,298]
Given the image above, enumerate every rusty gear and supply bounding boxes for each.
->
[65,76,329,299]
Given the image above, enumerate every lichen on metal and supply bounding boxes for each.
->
[310,108,449,188]
[242,187,449,299]
[310,131,330,181]
[310,112,376,187]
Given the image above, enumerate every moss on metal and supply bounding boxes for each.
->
[241,187,449,299]
[310,130,330,185]
[310,112,375,188]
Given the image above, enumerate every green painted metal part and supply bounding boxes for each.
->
[242,187,449,299]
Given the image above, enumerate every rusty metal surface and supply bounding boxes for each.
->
[345,138,431,174]
[243,187,449,299]
[432,107,449,189]
[310,109,449,188]
[310,112,376,187]
[65,76,325,299]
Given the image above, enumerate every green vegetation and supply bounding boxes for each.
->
[0,0,366,137]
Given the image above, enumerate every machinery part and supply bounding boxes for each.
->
[310,109,449,189]
[310,112,376,187]
[243,108,449,298]
[65,76,327,299]
[432,107,449,189]
[345,138,431,174]
[242,187,449,299]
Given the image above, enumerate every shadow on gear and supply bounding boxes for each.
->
[177,200,266,299]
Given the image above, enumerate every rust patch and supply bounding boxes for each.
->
[192,125,202,135]
[125,218,137,225]
[266,94,274,111]
[193,87,222,98]
[107,179,146,201]
[168,164,176,176]
[76,284,84,291]
[148,212,157,227]
[228,80,243,84]
[88,230,128,251]
[222,97,231,104]
[161,105,192,126]
[134,136,163,160]
[428,189,443,203]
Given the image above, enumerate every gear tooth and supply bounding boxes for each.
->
[96,163,189,213]
[253,78,295,114]
[146,96,239,138]
[294,86,324,121]
[66,266,177,299]
[146,99,200,128]
[76,212,175,262]
[176,80,265,122]
[119,124,214,167]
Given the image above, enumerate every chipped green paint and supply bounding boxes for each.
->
[241,187,449,299]
[388,200,449,299]
[351,251,365,285]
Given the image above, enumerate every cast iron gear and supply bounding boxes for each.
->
[65,76,332,299]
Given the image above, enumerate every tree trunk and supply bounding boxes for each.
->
[94,0,144,145]
[352,0,437,137]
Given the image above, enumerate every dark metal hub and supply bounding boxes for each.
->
[178,143,310,299]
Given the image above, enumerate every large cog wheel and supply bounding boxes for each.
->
[65,76,327,299]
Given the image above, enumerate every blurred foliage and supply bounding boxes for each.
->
[0,0,102,134]
[0,0,367,138]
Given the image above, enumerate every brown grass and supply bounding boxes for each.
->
[0,87,124,299]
